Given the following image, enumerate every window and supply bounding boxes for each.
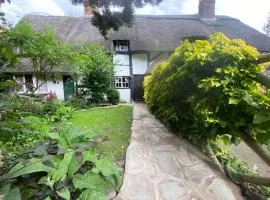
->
[115,77,130,89]
[113,40,129,53]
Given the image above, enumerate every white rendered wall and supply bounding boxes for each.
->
[117,89,131,102]
[114,65,130,76]
[132,54,148,74]
[113,54,130,76]
[113,54,130,66]
[46,73,65,100]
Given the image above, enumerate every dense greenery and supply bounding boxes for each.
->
[144,32,270,186]
[0,126,122,200]
[11,21,72,91]
[71,44,115,105]
[0,15,124,200]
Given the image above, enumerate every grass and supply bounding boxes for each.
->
[70,105,133,162]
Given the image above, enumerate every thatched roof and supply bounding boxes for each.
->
[0,59,69,74]
[23,14,270,52]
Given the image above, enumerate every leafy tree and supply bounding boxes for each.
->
[0,13,17,68]
[11,21,72,92]
[71,43,114,105]
[264,13,270,36]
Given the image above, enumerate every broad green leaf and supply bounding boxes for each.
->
[95,158,119,177]
[52,151,74,182]
[4,187,21,200]
[38,176,54,189]
[76,189,107,200]
[72,172,105,192]
[242,94,258,108]
[57,188,70,200]
[9,158,53,178]
[253,112,270,125]
[95,158,122,190]
[105,174,122,191]
[83,150,98,163]
[228,97,241,105]
[68,150,97,176]
[0,184,11,197]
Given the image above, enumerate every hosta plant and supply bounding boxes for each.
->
[0,127,122,200]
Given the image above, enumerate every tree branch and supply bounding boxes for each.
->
[237,130,270,167]
[225,165,270,186]
[255,73,270,88]
[256,53,270,65]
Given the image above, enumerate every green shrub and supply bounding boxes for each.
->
[44,100,74,122]
[107,88,120,105]
[144,32,270,146]
[72,43,114,106]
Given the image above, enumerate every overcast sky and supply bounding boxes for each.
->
[0,0,269,33]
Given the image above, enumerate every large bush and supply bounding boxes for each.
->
[72,44,114,105]
[144,33,270,147]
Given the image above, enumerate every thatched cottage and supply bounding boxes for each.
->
[5,0,270,101]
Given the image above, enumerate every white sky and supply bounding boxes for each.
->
[0,0,269,33]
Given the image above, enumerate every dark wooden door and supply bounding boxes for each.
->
[132,75,145,101]
[63,76,74,101]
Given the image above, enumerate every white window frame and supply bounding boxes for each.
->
[114,76,130,89]
[114,40,129,53]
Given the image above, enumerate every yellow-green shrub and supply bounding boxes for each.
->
[144,32,270,146]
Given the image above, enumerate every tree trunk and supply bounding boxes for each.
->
[225,165,270,186]
[256,73,270,88]
[237,130,270,167]
[256,53,270,65]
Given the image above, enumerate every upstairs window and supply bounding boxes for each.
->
[113,40,129,53]
[115,76,130,89]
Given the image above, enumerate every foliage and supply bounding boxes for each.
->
[145,32,270,147]
[44,100,74,122]
[71,0,162,37]
[10,21,72,91]
[71,43,114,105]
[0,126,122,200]
[106,88,120,105]
[0,13,17,68]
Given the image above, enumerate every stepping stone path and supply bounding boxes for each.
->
[115,103,243,200]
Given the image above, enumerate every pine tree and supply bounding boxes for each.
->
[71,0,162,37]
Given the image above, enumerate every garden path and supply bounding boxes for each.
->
[115,103,243,200]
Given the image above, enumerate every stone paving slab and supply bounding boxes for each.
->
[115,103,243,200]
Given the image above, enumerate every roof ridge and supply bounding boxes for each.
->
[23,13,237,21]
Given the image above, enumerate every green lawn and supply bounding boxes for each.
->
[70,105,133,163]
